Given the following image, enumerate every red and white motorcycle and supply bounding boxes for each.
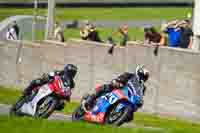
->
[10,75,71,118]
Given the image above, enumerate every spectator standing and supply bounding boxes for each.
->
[80,20,91,40]
[54,22,65,42]
[162,20,181,48]
[118,24,129,46]
[179,20,193,49]
[6,24,17,40]
[12,21,20,39]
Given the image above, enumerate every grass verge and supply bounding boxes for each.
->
[0,7,192,21]
[0,115,162,133]
[0,86,200,133]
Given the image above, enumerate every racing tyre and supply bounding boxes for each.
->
[10,96,26,116]
[72,105,85,121]
[105,104,133,126]
[35,96,59,118]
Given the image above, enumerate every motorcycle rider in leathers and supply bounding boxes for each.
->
[23,64,78,110]
[83,65,149,109]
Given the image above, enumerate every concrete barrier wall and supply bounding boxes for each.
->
[0,39,200,121]
[126,44,200,120]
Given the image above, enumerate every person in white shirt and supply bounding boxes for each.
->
[6,25,17,40]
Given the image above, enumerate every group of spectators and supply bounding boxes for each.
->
[6,19,193,50]
[80,21,129,46]
[144,19,193,49]
[80,19,193,49]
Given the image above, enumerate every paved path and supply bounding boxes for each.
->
[35,20,166,30]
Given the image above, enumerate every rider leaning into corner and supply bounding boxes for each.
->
[83,65,150,110]
[23,64,78,110]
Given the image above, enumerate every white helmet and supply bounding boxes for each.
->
[135,65,149,82]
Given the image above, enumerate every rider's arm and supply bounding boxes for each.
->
[111,72,134,88]
[62,80,74,101]
[39,70,62,83]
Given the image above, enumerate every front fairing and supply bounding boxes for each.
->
[113,87,140,112]
[91,87,136,115]
[48,76,71,99]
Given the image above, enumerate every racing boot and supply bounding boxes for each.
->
[55,100,65,111]
[81,94,96,111]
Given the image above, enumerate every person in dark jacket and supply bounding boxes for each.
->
[22,64,78,110]
[144,27,165,45]
[87,25,102,42]
[179,20,193,49]
[13,21,20,39]
[23,64,78,98]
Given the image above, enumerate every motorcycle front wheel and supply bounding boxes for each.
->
[35,96,59,118]
[72,105,85,121]
[105,104,133,126]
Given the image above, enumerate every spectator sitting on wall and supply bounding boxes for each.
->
[6,23,17,40]
[54,22,65,42]
[144,26,165,46]
[118,24,129,46]
[80,20,91,40]
[80,27,89,40]
[87,25,102,42]
[161,20,181,48]
[179,19,193,49]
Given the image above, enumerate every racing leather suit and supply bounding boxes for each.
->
[84,72,146,108]
[23,70,75,110]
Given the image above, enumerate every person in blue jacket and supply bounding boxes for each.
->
[162,20,182,48]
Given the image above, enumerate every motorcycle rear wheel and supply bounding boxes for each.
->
[10,96,27,116]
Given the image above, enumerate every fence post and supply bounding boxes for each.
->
[45,0,55,40]
[32,0,38,41]
[193,0,200,51]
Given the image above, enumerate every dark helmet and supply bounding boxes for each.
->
[135,65,149,82]
[64,64,78,79]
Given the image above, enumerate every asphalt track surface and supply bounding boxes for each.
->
[0,104,165,131]
[34,20,166,31]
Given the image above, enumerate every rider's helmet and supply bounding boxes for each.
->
[64,64,78,80]
[135,65,149,82]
